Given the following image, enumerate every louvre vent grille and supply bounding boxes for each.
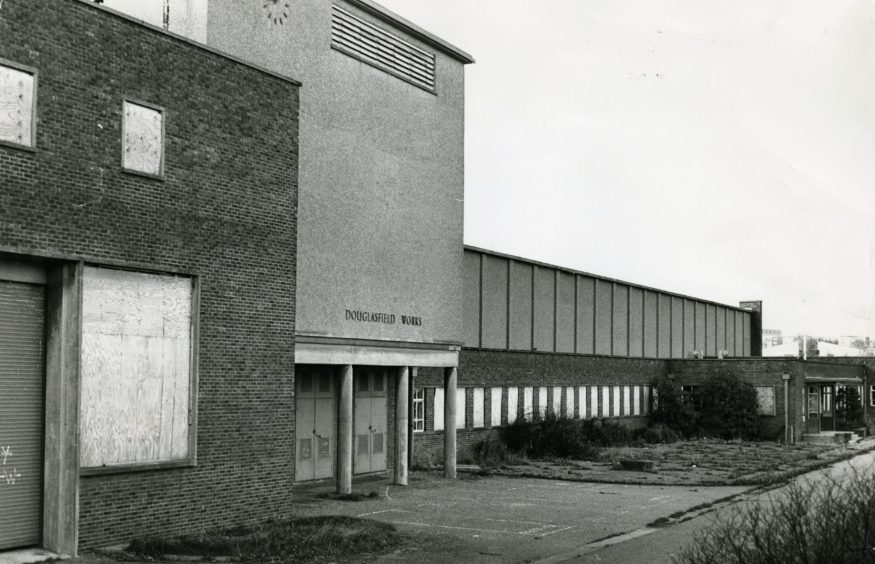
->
[331,4,436,92]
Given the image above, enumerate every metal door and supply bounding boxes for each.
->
[295,366,335,482]
[354,368,387,475]
[0,281,45,549]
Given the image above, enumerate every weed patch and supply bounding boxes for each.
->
[127,516,401,562]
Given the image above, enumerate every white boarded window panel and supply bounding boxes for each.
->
[507,387,519,424]
[434,388,444,431]
[590,386,598,419]
[613,386,621,417]
[565,386,575,418]
[523,387,533,419]
[473,387,485,428]
[456,388,466,429]
[538,387,548,417]
[331,5,436,92]
[552,387,562,415]
[490,387,502,427]
[0,64,35,147]
[601,387,610,417]
[123,101,163,176]
[80,267,192,467]
[578,387,586,419]
[643,386,651,415]
[633,386,641,416]
[623,386,631,416]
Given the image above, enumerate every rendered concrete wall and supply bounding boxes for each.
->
[207,0,467,346]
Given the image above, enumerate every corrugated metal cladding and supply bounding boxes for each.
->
[0,281,45,549]
[331,4,436,91]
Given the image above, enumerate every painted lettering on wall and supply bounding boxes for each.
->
[345,310,423,326]
[0,446,21,485]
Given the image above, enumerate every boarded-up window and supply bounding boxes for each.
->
[80,267,193,468]
[490,387,502,427]
[472,387,485,428]
[756,386,776,416]
[538,387,548,417]
[623,386,631,416]
[565,386,574,418]
[507,387,519,424]
[0,62,36,148]
[578,387,586,419]
[633,386,641,416]
[123,100,164,176]
[456,388,466,429]
[523,387,533,418]
[552,387,561,415]
[434,388,444,431]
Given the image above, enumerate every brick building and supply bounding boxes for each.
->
[0,0,299,553]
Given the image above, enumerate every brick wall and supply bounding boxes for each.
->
[0,0,299,549]
[412,350,665,465]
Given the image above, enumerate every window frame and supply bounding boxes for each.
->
[412,388,424,433]
[78,265,200,475]
[0,58,38,152]
[121,98,166,180]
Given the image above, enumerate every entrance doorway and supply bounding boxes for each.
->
[806,386,820,434]
[295,366,335,482]
[354,367,387,475]
[0,281,46,550]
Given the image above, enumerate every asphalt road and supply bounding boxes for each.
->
[291,473,751,563]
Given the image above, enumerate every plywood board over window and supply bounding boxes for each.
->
[0,61,37,149]
[122,100,164,177]
[80,267,196,470]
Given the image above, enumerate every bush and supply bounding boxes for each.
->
[676,467,875,564]
[637,422,680,444]
[649,379,696,436]
[500,413,605,460]
[473,438,507,469]
[836,386,864,430]
[650,376,760,440]
[693,376,760,440]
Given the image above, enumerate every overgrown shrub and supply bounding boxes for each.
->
[649,378,696,436]
[676,467,875,564]
[693,376,760,440]
[650,376,760,440]
[836,386,864,430]
[473,437,508,469]
[637,422,680,444]
[500,414,643,460]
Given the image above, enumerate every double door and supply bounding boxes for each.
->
[354,368,387,475]
[295,366,335,482]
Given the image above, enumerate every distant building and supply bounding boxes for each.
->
[762,329,783,349]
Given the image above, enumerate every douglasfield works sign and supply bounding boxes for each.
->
[345,309,422,326]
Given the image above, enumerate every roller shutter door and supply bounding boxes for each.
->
[0,281,45,549]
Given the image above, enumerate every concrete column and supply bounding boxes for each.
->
[395,366,409,485]
[337,364,353,494]
[444,366,457,479]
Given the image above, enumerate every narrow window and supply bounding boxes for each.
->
[507,387,519,424]
[456,388,466,429]
[472,388,484,428]
[412,388,424,433]
[434,388,444,431]
[565,386,575,418]
[490,387,502,427]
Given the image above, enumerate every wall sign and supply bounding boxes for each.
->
[345,309,422,326]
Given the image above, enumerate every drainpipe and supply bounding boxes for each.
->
[783,373,791,443]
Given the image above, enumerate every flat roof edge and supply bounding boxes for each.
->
[74,0,303,87]
[344,0,475,64]
[464,245,752,314]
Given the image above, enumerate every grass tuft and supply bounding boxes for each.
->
[127,515,401,562]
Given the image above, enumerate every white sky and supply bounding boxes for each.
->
[379,0,875,338]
